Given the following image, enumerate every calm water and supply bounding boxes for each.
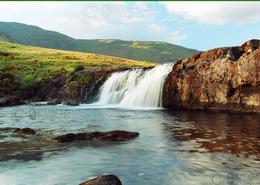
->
[0,104,260,185]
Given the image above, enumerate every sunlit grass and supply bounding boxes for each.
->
[0,41,158,82]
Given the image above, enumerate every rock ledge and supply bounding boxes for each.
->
[163,39,260,113]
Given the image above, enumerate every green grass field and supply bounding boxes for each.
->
[0,41,157,87]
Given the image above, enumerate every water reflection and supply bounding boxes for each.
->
[164,110,260,157]
[0,105,260,185]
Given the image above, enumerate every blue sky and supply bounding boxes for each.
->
[0,2,260,50]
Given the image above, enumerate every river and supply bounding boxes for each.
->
[0,104,260,185]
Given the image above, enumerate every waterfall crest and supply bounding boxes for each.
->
[97,64,173,108]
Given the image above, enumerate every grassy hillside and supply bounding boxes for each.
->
[0,22,77,50]
[0,34,8,42]
[0,41,156,87]
[75,39,198,64]
[0,22,199,63]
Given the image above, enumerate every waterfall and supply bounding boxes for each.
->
[97,64,173,108]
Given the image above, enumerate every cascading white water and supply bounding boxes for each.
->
[97,63,173,108]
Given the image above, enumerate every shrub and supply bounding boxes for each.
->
[21,74,36,89]
[73,64,85,72]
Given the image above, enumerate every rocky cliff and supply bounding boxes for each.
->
[163,40,260,113]
[0,68,122,106]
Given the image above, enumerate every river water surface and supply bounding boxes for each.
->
[0,104,260,185]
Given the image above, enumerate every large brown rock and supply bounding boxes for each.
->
[163,39,260,113]
[79,175,122,185]
[54,130,139,143]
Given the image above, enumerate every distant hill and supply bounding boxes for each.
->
[0,34,8,42]
[0,22,199,63]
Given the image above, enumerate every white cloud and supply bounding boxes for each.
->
[163,2,260,25]
[0,2,186,44]
[149,24,186,43]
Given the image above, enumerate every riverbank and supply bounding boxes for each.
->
[1,40,259,113]
[0,41,156,106]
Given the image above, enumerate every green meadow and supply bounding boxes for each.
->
[0,41,157,89]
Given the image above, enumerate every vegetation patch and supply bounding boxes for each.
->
[0,41,157,91]
[73,64,85,73]
[21,74,36,89]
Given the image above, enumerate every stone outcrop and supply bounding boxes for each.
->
[0,96,25,106]
[79,175,122,185]
[33,69,115,105]
[163,39,260,113]
[54,130,139,143]
[0,68,125,106]
[47,99,62,105]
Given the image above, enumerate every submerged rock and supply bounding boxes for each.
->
[54,130,139,143]
[79,175,122,185]
[14,128,36,135]
[163,39,260,113]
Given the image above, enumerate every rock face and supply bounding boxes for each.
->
[54,130,139,143]
[0,96,25,106]
[35,69,116,105]
[163,39,260,113]
[79,175,122,185]
[0,68,120,107]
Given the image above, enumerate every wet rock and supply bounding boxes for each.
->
[163,39,260,113]
[63,99,80,106]
[0,68,116,107]
[14,128,36,135]
[64,81,80,99]
[54,130,139,143]
[47,99,62,105]
[0,96,25,107]
[79,174,122,185]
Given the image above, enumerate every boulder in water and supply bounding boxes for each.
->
[14,128,36,135]
[54,130,139,143]
[79,174,122,185]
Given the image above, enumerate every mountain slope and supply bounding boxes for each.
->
[0,22,199,63]
[0,22,77,50]
[0,33,9,42]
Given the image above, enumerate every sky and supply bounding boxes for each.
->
[0,1,260,51]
